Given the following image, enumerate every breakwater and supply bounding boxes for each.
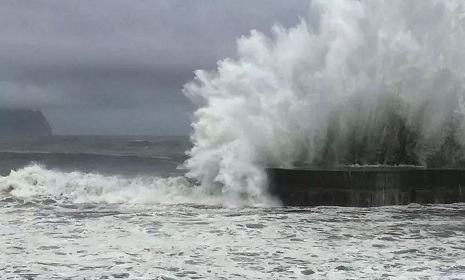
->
[267,167,465,207]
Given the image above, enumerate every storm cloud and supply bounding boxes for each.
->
[0,0,309,135]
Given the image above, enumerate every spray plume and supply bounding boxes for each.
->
[184,0,465,206]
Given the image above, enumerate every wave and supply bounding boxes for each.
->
[0,164,218,206]
[183,0,465,205]
[0,151,182,175]
[126,139,158,147]
[0,164,278,207]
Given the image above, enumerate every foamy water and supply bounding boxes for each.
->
[1,196,465,279]
[0,165,216,206]
[1,163,465,279]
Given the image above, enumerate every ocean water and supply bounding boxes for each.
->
[1,136,465,280]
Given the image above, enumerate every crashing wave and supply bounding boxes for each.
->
[0,164,217,205]
[184,0,465,205]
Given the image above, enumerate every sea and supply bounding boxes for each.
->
[0,135,465,280]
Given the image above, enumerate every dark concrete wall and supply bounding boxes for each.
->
[267,167,465,207]
[0,108,52,135]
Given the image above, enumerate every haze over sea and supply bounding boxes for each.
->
[2,0,465,279]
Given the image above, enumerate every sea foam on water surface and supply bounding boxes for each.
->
[184,0,465,206]
[0,164,217,206]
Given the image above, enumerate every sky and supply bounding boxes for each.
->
[0,0,309,135]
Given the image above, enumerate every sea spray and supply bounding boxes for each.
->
[184,0,465,205]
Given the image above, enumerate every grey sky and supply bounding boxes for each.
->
[0,0,309,135]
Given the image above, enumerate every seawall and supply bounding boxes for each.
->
[266,167,465,207]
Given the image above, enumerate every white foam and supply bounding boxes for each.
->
[0,164,220,205]
[2,204,465,279]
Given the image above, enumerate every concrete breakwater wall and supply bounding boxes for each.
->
[266,167,465,207]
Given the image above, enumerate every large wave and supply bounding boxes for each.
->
[184,0,465,205]
[0,164,217,205]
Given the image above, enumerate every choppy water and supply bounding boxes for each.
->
[1,136,465,279]
[2,202,465,279]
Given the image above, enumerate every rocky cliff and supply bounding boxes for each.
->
[0,108,52,135]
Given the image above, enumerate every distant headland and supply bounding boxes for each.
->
[0,108,52,136]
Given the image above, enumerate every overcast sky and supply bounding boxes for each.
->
[0,1,309,135]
